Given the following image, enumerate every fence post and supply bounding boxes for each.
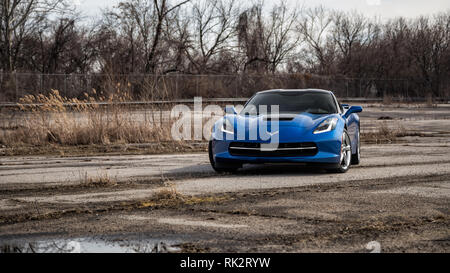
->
[176,73,179,100]
[359,79,362,98]
[0,73,2,101]
[40,74,43,93]
[15,73,18,101]
[196,75,199,97]
[346,79,349,98]
[235,75,237,98]
[88,74,91,94]
[406,79,409,101]
[64,74,67,98]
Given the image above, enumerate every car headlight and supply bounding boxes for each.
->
[314,117,338,134]
[221,119,234,135]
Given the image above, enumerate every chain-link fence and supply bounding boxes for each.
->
[1,72,449,102]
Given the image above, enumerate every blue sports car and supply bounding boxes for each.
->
[209,89,363,173]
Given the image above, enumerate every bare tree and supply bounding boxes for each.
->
[163,7,192,73]
[369,17,410,80]
[237,1,300,74]
[0,0,71,72]
[297,6,336,74]
[0,0,449,101]
[264,1,300,73]
[408,13,450,97]
[237,1,266,73]
[105,0,190,73]
[331,11,369,75]
[185,0,238,74]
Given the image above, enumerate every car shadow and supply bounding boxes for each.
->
[237,163,330,176]
[169,163,331,178]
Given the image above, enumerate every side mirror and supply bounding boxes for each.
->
[341,104,350,110]
[225,106,237,115]
[343,106,363,119]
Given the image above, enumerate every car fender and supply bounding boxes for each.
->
[344,113,360,154]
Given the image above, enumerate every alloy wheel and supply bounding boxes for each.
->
[340,132,352,170]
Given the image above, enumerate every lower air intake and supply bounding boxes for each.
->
[229,142,318,157]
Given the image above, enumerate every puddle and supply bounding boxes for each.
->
[0,238,182,253]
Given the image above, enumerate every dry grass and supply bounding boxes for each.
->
[426,93,435,107]
[153,185,186,202]
[362,122,400,144]
[0,142,208,157]
[362,122,424,144]
[140,183,230,208]
[3,88,433,153]
[0,88,175,147]
[383,94,393,105]
[80,172,117,188]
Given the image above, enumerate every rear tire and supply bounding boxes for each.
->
[328,129,352,173]
[351,127,361,165]
[209,141,241,173]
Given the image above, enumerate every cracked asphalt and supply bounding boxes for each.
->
[0,104,449,253]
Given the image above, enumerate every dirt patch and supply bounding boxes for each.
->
[0,173,448,253]
[0,188,233,225]
[0,142,207,157]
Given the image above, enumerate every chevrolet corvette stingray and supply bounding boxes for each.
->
[209,89,363,173]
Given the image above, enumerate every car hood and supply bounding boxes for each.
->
[233,112,334,129]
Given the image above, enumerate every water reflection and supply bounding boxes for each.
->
[0,238,182,253]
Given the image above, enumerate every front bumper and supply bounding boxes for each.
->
[211,136,341,165]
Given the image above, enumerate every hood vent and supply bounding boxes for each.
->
[263,116,294,122]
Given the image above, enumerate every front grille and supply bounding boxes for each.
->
[229,142,318,157]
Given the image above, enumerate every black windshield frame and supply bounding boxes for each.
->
[241,91,339,115]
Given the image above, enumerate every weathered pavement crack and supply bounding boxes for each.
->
[1,173,448,226]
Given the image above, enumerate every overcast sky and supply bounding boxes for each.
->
[74,0,450,19]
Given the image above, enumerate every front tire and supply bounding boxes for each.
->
[328,129,352,173]
[209,141,241,173]
[351,127,361,165]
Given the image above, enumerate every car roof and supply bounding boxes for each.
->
[256,89,334,95]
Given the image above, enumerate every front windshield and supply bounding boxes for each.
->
[241,91,338,115]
